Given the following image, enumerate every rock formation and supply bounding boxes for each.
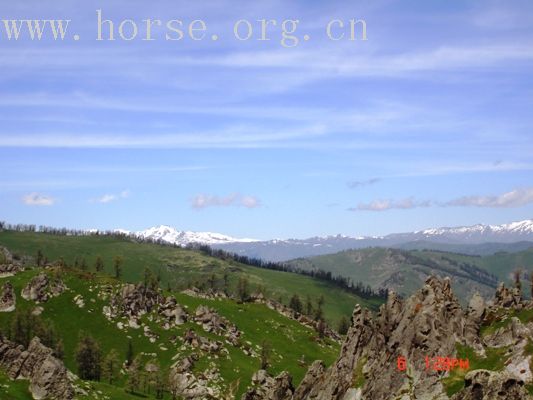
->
[0,282,16,312]
[194,305,241,346]
[243,276,533,400]
[21,273,66,303]
[0,247,23,277]
[0,336,74,399]
[451,369,530,400]
[242,370,295,400]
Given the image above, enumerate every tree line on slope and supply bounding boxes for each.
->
[0,222,388,300]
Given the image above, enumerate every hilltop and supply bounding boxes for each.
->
[288,247,533,303]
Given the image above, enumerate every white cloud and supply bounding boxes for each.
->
[350,198,431,212]
[191,193,261,209]
[349,187,533,212]
[22,193,55,206]
[445,187,533,208]
[92,189,130,204]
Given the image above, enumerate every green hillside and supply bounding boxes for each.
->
[0,231,382,325]
[0,265,340,398]
[289,247,533,302]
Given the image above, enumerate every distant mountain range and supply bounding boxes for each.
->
[125,220,533,262]
[119,225,258,246]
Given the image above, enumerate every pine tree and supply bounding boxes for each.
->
[76,332,101,381]
[101,349,120,384]
[260,340,272,369]
[95,256,104,273]
[289,294,303,313]
[237,277,249,302]
[514,269,522,291]
[36,249,44,267]
[223,271,230,294]
[305,295,313,316]
[126,339,134,367]
[113,256,123,279]
[337,316,350,335]
[80,258,88,271]
[317,319,326,339]
[127,356,142,393]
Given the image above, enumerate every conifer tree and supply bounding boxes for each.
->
[337,316,350,335]
[75,332,101,381]
[101,349,120,384]
[95,256,105,272]
[113,256,123,279]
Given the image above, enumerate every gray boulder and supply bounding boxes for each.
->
[0,282,16,312]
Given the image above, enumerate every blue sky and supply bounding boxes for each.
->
[0,0,532,239]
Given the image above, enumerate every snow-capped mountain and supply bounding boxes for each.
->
[214,219,533,262]
[118,220,533,261]
[415,220,533,240]
[132,225,258,246]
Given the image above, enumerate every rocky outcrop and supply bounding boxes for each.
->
[0,282,16,312]
[0,336,74,399]
[300,276,472,400]
[106,284,191,333]
[21,273,66,303]
[493,282,523,309]
[181,287,229,300]
[183,329,225,354]
[109,283,163,319]
[292,360,325,400]
[241,370,295,400]
[451,369,530,400]
[0,247,23,276]
[159,296,188,328]
[168,364,219,399]
[194,305,241,346]
[243,275,533,400]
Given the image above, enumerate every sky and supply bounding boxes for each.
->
[0,0,532,239]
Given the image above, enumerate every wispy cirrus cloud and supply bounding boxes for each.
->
[191,193,261,210]
[350,187,533,212]
[350,198,431,212]
[91,190,130,204]
[21,193,56,206]
[444,187,533,208]
[347,177,380,189]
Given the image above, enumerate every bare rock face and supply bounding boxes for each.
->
[168,364,218,399]
[493,282,522,309]
[450,369,530,400]
[159,296,188,327]
[241,370,295,400]
[0,247,23,277]
[109,283,163,319]
[302,276,470,400]
[0,336,74,399]
[194,305,241,346]
[21,273,66,303]
[483,316,531,348]
[0,282,16,312]
[292,360,325,400]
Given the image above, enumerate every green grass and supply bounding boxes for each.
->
[0,266,340,399]
[441,343,508,396]
[0,370,33,400]
[0,231,381,324]
[480,307,533,337]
